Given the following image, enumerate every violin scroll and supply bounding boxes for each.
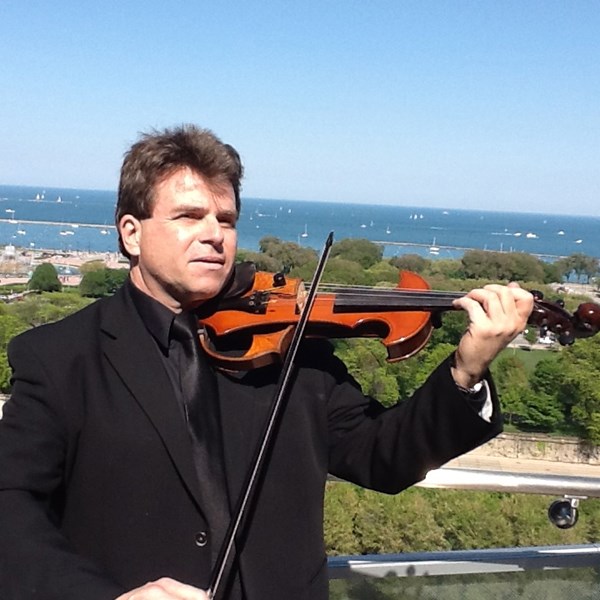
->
[572,302,600,339]
[529,291,600,346]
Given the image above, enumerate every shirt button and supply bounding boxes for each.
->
[195,531,208,547]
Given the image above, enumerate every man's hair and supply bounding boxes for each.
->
[115,124,243,257]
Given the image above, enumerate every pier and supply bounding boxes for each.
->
[0,218,115,230]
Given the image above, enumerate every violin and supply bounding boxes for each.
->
[197,262,600,371]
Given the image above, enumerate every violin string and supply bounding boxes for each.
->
[263,288,463,310]
[316,282,465,296]
[314,284,465,304]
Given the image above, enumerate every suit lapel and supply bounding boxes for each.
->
[216,369,275,510]
[99,287,205,512]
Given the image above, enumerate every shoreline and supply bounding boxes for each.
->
[0,249,127,287]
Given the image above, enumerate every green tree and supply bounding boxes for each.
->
[352,487,447,554]
[28,263,62,292]
[558,336,600,442]
[430,311,467,346]
[79,268,128,298]
[426,258,463,280]
[364,261,398,286]
[79,270,110,297]
[460,250,497,280]
[323,482,362,555]
[5,291,92,328]
[518,387,564,431]
[234,250,280,273]
[0,313,29,391]
[322,258,368,286]
[493,353,565,431]
[258,236,317,271]
[460,250,546,282]
[389,253,429,273]
[507,253,545,282]
[529,357,564,398]
[334,339,399,406]
[330,238,383,269]
[542,261,562,283]
[491,355,529,425]
[106,269,129,293]
[393,343,456,399]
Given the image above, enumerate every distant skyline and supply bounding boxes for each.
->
[1,1,598,216]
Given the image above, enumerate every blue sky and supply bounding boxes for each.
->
[1,1,598,215]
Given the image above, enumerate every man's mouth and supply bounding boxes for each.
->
[191,256,225,265]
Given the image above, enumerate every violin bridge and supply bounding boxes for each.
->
[296,280,307,314]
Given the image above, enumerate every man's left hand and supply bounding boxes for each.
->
[451,282,534,388]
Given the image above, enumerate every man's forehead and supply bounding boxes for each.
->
[170,169,205,191]
[158,168,235,203]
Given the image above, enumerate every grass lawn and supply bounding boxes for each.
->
[496,346,560,373]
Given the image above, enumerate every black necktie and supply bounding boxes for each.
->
[171,313,241,596]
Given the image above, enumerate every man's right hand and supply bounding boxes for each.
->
[115,577,209,599]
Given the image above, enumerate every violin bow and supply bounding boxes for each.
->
[207,232,335,599]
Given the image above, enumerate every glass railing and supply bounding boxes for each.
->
[327,465,600,598]
[328,543,600,599]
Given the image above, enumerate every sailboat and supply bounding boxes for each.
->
[300,224,308,238]
[429,237,440,255]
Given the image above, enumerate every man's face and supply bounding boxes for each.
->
[122,167,238,310]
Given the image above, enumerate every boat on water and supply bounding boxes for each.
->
[429,237,440,255]
[300,224,308,238]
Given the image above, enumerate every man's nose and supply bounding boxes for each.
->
[199,214,225,244]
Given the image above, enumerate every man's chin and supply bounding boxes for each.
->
[182,283,229,308]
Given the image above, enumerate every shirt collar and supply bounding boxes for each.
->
[126,277,176,351]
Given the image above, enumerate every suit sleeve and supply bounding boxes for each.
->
[0,333,125,600]
[318,343,502,494]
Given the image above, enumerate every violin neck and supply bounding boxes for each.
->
[331,288,463,313]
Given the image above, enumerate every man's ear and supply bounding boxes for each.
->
[119,214,142,257]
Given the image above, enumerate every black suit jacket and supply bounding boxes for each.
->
[0,285,502,599]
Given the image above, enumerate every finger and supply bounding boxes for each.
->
[124,577,208,599]
[482,284,518,313]
[493,283,534,323]
[454,287,507,324]
[473,284,532,324]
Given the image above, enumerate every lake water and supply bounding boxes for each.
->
[1,184,598,261]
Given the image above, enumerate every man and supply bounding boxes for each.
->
[0,125,533,600]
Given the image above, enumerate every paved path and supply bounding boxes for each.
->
[446,452,600,478]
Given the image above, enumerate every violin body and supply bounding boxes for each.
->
[200,270,436,369]
[198,263,600,371]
